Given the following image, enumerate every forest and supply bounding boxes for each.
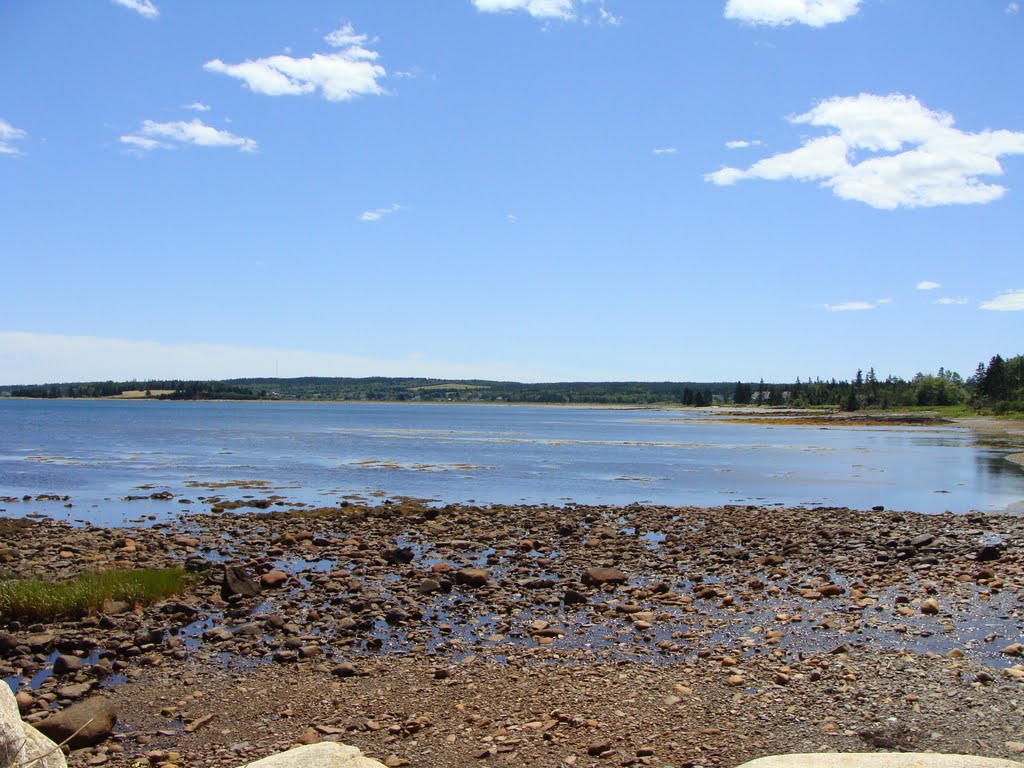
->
[4,354,1023,415]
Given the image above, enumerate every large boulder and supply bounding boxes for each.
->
[239,742,386,767]
[0,683,67,768]
[735,754,1023,768]
[34,696,117,749]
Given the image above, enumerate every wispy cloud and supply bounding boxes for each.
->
[652,147,678,156]
[706,93,1024,209]
[934,297,969,305]
[183,102,211,112]
[506,213,519,223]
[0,119,27,156]
[1007,2,1020,13]
[472,0,621,25]
[205,23,386,103]
[980,289,1024,311]
[725,139,761,149]
[359,203,404,222]
[724,0,861,27]
[824,300,876,312]
[120,118,257,153]
[111,0,158,19]
[916,280,941,291]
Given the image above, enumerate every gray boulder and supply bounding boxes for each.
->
[238,742,386,767]
[0,682,67,768]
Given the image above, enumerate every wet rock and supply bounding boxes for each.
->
[221,566,261,600]
[418,578,442,595]
[52,653,83,675]
[36,695,117,749]
[260,571,289,589]
[581,567,627,586]
[455,568,490,588]
[976,545,1004,562]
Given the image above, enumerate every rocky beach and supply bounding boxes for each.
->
[1,496,1023,767]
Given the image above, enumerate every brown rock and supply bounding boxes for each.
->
[36,695,117,749]
[260,571,288,589]
[455,568,490,588]
[581,567,627,586]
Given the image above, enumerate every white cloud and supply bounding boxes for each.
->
[980,289,1024,311]
[0,119,27,156]
[934,297,969,305]
[824,301,876,312]
[0,331,550,384]
[916,280,941,291]
[598,7,623,26]
[473,0,576,19]
[652,147,678,155]
[506,213,519,223]
[359,203,404,222]
[111,0,159,19]
[725,139,762,149]
[875,297,892,305]
[204,23,386,103]
[1007,2,1020,13]
[183,102,211,112]
[706,93,1024,209]
[724,0,861,27]
[120,118,257,153]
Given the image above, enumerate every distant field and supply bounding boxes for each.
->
[111,390,176,399]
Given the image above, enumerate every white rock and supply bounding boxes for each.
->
[0,683,67,768]
[736,754,1022,768]
[239,742,387,768]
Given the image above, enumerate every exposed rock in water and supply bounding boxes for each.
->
[34,695,117,749]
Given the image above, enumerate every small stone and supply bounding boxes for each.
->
[260,571,288,589]
[587,740,612,756]
[920,598,940,615]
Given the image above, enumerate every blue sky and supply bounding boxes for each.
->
[1,0,1022,385]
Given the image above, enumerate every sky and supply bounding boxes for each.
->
[1,0,1022,385]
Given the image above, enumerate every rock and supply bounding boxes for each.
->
[238,741,387,767]
[455,568,489,588]
[418,578,442,595]
[563,589,588,605]
[0,633,20,655]
[976,545,1004,562]
[581,567,627,586]
[52,654,83,675]
[0,681,68,767]
[587,740,613,756]
[221,566,261,600]
[817,584,844,598]
[920,598,940,615]
[331,663,360,678]
[734,755,1024,768]
[260,571,289,589]
[35,695,117,749]
[1000,643,1024,656]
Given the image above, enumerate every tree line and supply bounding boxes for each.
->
[5,354,1022,414]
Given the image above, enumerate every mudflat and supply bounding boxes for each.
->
[2,500,1024,768]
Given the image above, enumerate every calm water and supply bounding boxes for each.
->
[0,399,1022,525]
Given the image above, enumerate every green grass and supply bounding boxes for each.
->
[0,567,197,622]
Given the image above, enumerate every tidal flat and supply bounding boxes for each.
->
[2,500,1024,767]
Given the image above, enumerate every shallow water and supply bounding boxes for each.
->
[0,400,1022,525]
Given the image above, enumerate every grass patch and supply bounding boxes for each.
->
[0,567,198,622]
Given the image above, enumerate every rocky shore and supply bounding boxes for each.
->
[2,500,1023,767]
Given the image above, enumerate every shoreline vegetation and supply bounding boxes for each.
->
[1,352,1022,418]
